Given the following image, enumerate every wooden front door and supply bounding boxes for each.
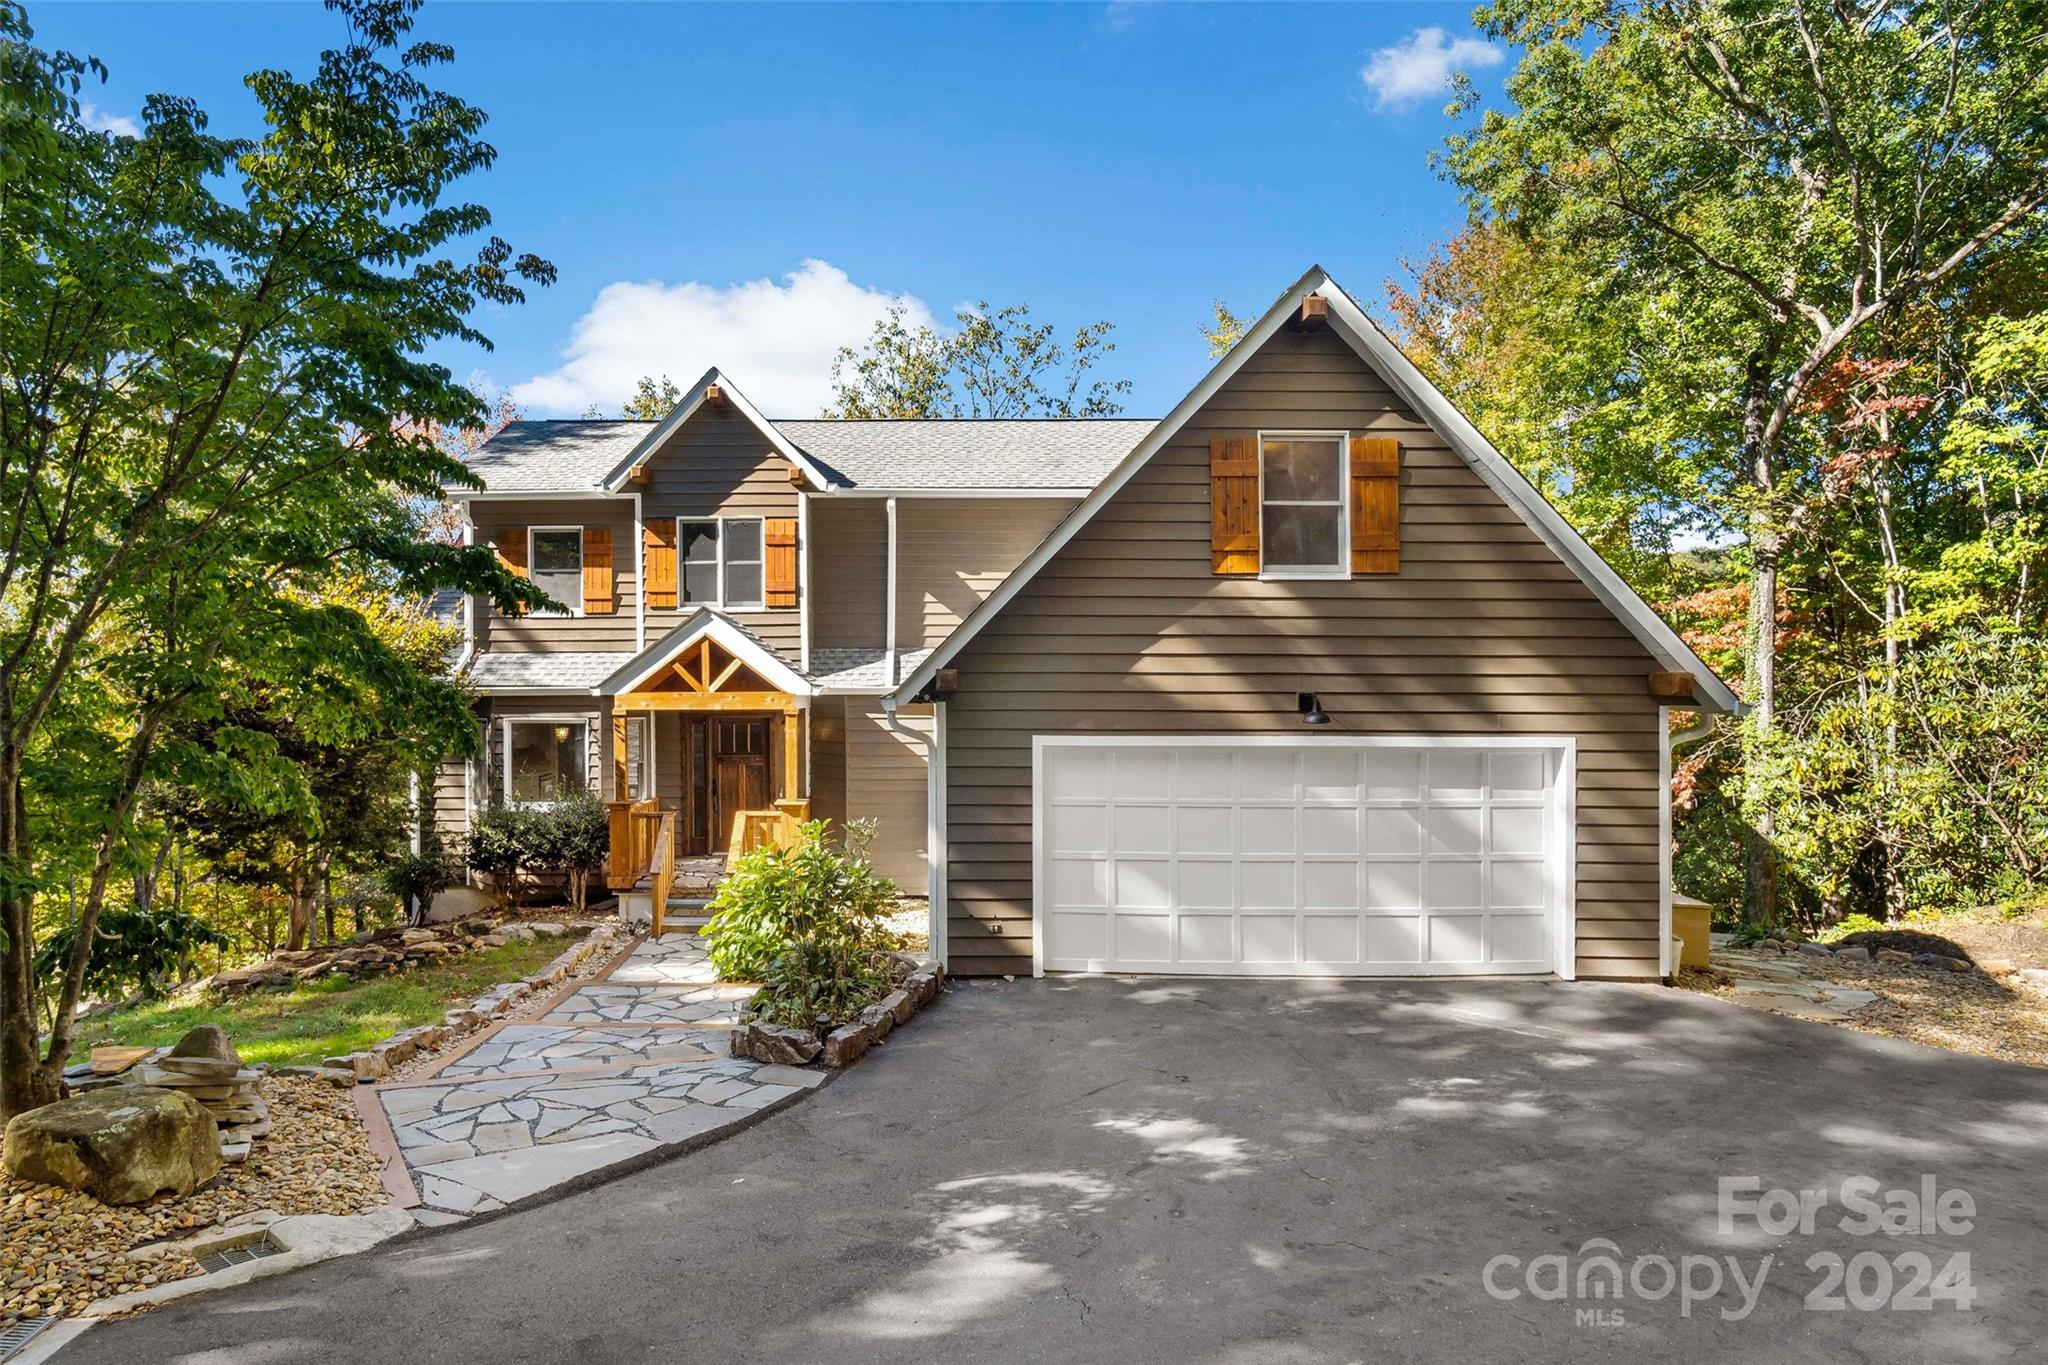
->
[706,717,770,853]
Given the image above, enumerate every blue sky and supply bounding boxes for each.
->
[33,1,1511,419]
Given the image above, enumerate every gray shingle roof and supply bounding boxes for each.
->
[808,647,936,692]
[467,651,631,692]
[463,420,653,493]
[460,415,1153,494]
[774,419,1155,491]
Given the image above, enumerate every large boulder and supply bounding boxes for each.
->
[3,1087,221,1205]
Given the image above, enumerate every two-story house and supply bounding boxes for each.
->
[435,266,1739,985]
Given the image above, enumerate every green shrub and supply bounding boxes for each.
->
[1815,912,1890,944]
[384,835,458,926]
[465,804,539,911]
[36,907,231,1000]
[528,789,610,913]
[701,819,899,1024]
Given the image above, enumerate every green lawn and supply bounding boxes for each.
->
[66,937,575,1069]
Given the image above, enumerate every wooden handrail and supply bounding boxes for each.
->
[649,811,677,938]
[606,798,662,891]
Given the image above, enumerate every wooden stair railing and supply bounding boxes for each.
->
[648,810,678,939]
[606,799,662,891]
[724,800,813,871]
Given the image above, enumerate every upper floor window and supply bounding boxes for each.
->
[680,517,764,609]
[1260,434,1347,577]
[529,528,583,616]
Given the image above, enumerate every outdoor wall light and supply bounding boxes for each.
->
[1297,692,1331,726]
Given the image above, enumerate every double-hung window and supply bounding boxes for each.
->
[505,719,588,803]
[1259,434,1347,577]
[678,517,764,608]
[529,528,583,615]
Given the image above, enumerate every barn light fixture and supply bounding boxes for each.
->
[1297,692,1331,726]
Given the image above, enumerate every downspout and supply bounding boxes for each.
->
[630,490,645,653]
[882,694,946,967]
[798,489,812,674]
[884,495,899,687]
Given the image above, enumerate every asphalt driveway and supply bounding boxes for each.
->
[56,975,2048,1363]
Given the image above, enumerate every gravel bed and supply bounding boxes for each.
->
[1682,948,2048,1069]
[0,1075,386,1327]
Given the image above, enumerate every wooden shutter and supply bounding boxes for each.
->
[494,528,528,578]
[1350,435,1401,574]
[643,518,677,609]
[582,526,615,614]
[1209,436,1259,575]
[764,518,798,608]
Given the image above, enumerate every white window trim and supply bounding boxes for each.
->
[677,515,766,611]
[528,526,586,618]
[624,713,656,802]
[499,715,593,806]
[1257,430,1350,581]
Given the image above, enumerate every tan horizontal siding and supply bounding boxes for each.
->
[843,702,932,889]
[942,325,1669,981]
[809,500,886,650]
[475,497,639,653]
[895,498,1074,648]
[430,753,471,845]
[641,402,802,664]
[809,695,849,830]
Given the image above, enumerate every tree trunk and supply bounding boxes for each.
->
[0,743,58,1119]
[286,859,315,952]
[318,853,335,945]
[1742,355,1784,928]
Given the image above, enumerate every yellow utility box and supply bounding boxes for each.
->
[1670,893,1714,970]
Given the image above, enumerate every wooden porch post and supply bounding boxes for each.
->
[611,712,627,799]
[781,707,800,800]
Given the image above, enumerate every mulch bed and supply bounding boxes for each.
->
[0,1075,387,1328]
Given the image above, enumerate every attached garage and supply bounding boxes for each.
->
[1036,739,1574,978]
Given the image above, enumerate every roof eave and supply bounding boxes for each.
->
[890,265,1742,717]
[600,370,836,493]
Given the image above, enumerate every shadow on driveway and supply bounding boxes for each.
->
[56,976,2048,1364]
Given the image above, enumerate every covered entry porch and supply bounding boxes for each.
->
[600,611,813,921]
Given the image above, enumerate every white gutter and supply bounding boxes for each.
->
[882,695,946,966]
[884,494,899,688]
[798,490,812,674]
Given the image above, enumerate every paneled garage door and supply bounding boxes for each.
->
[1035,739,1573,977]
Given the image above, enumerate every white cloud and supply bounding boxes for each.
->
[1360,27,1503,109]
[511,260,934,417]
[79,100,141,137]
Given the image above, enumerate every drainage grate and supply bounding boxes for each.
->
[0,1316,55,1362]
[195,1238,283,1275]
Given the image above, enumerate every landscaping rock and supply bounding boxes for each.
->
[905,970,939,1007]
[1875,948,1915,965]
[1797,942,1834,958]
[730,1021,821,1066]
[857,1003,894,1041]
[823,1023,868,1068]
[880,989,915,1025]
[525,922,566,938]
[1913,953,1946,966]
[321,1052,387,1083]
[168,1025,240,1065]
[1945,955,1973,972]
[1833,946,1873,964]
[3,1088,221,1205]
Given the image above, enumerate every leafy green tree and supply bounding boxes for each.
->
[35,907,229,1002]
[1445,0,2048,922]
[827,303,1131,418]
[0,0,551,1118]
[1200,300,1248,358]
[621,374,682,421]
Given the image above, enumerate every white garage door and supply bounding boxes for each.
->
[1036,739,1572,978]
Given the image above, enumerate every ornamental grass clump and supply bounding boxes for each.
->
[701,819,900,1028]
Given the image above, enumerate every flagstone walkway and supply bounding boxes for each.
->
[358,933,825,1222]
